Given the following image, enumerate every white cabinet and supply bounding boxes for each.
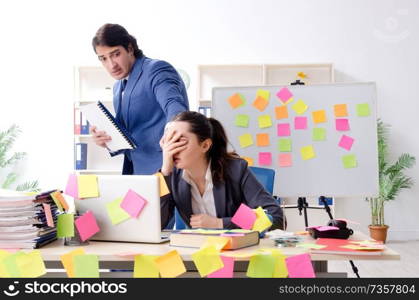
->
[73,66,122,175]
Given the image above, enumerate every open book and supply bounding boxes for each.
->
[80,101,137,152]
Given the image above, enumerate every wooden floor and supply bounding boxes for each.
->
[328,240,419,277]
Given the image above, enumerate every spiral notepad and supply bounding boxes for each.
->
[80,101,137,152]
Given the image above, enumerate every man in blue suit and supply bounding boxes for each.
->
[91,24,189,174]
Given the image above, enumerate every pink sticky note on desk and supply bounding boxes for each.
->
[207,256,234,278]
[338,135,354,151]
[120,189,148,218]
[336,119,350,131]
[43,203,54,227]
[258,152,272,166]
[75,211,100,242]
[276,87,293,103]
[231,203,257,230]
[317,226,339,231]
[65,174,79,199]
[286,253,316,278]
[277,123,291,136]
[294,117,307,130]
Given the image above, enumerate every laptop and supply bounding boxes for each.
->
[75,175,170,243]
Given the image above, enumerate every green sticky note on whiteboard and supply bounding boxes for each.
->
[246,254,275,278]
[106,197,130,225]
[235,114,250,127]
[57,214,74,238]
[342,154,357,168]
[258,115,272,128]
[278,139,292,152]
[239,133,253,148]
[312,128,326,141]
[73,255,99,278]
[357,103,370,116]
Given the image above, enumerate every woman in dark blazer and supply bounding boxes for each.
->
[160,111,285,230]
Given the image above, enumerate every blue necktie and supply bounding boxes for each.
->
[117,79,128,126]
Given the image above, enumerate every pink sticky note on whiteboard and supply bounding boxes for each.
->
[338,135,354,151]
[75,211,100,242]
[231,203,257,229]
[294,117,308,130]
[65,174,79,199]
[276,87,293,103]
[336,119,350,131]
[207,256,234,278]
[277,123,291,136]
[258,152,272,166]
[120,189,148,218]
[279,153,292,167]
[285,253,316,278]
[43,203,54,227]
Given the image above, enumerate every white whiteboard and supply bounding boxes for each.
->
[212,83,379,198]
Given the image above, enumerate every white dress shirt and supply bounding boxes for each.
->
[182,163,217,217]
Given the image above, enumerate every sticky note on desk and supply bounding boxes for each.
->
[60,248,85,278]
[258,115,272,128]
[73,254,99,278]
[77,175,99,198]
[276,87,293,104]
[292,99,308,115]
[155,250,186,278]
[357,103,370,116]
[336,118,350,131]
[257,248,288,278]
[286,253,315,278]
[231,203,257,230]
[65,174,79,198]
[106,197,130,225]
[239,133,253,148]
[2,251,25,277]
[207,256,234,278]
[235,114,250,127]
[246,253,275,278]
[338,135,355,151]
[15,250,46,278]
[192,246,224,277]
[120,189,148,218]
[201,236,230,251]
[75,211,100,242]
[252,206,272,232]
[300,145,316,160]
[155,172,170,196]
[57,213,74,238]
[134,255,160,278]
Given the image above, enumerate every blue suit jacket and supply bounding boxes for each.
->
[112,56,189,174]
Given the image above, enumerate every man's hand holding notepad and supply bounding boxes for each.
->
[80,101,137,152]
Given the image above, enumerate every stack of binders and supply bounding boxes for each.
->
[0,189,59,249]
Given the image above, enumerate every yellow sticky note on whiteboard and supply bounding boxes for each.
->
[239,134,253,148]
[300,145,316,160]
[77,175,99,198]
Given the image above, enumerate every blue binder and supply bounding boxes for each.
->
[75,143,87,170]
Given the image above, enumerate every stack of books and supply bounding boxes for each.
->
[0,189,59,249]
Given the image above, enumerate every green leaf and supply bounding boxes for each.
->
[1,172,18,189]
[16,180,40,192]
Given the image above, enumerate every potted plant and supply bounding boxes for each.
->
[0,124,40,192]
[366,119,416,242]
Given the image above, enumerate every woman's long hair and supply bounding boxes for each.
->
[171,111,239,183]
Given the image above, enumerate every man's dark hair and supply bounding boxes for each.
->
[92,23,143,58]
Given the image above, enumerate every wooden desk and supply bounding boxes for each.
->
[39,231,400,277]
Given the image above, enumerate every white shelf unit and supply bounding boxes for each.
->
[197,63,334,107]
[73,66,121,175]
[197,63,335,231]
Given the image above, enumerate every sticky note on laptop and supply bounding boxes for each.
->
[120,189,148,218]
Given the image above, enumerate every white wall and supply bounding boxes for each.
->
[0,0,418,240]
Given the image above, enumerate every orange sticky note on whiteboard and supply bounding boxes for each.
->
[252,96,269,112]
[228,93,244,109]
[312,110,327,124]
[334,104,348,117]
[256,133,270,147]
[275,106,288,120]
[242,156,254,166]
